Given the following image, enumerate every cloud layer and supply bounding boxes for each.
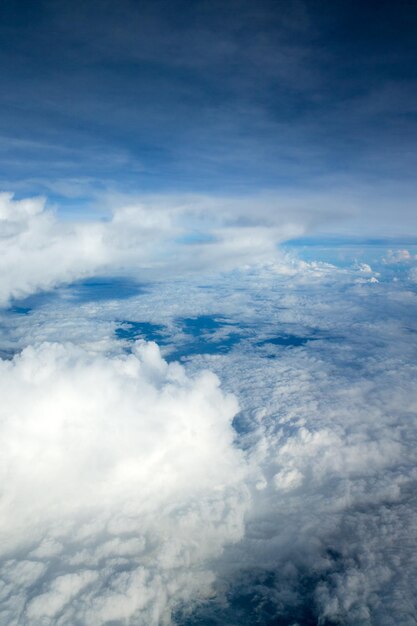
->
[2,192,417,624]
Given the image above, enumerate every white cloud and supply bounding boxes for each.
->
[2,210,417,624]
[409,267,417,282]
[384,248,417,264]
[0,193,107,306]
[0,191,321,307]
[0,340,250,625]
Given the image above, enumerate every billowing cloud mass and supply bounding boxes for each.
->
[0,193,107,305]
[1,191,417,624]
[0,192,319,306]
[0,340,249,625]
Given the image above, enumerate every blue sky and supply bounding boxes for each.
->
[1,0,416,233]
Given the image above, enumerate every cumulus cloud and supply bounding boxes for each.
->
[0,340,250,625]
[409,267,417,283]
[0,191,321,306]
[0,193,108,306]
[384,248,417,264]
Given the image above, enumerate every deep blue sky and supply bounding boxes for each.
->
[1,0,416,228]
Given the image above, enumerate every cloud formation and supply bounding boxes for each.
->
[0,192,314,306]
[174,262,417,625]
[2,196,417,624]
[0,193,107,306]
[0,340,249,625]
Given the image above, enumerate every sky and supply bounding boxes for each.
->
[0,0,416,234]
[1,2,417,626]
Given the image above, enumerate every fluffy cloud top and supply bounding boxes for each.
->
[0,340,249,625]
[0,193,107,305]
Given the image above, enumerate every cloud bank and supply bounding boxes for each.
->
[0,340,249,625]
[2,191,417,624]
[0,192,320,306]
[173,263,417,625]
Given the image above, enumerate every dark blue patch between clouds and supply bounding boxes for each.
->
[8,305,32,315]
[115,315,243,361]
[180,315,229,336]
[258,335,315,348]
[173,567,330,626]
[114,314,326,361]
[68,277,146,304]
[115,321,167,344]
[165,315,243,361]
[7,277,146,312]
